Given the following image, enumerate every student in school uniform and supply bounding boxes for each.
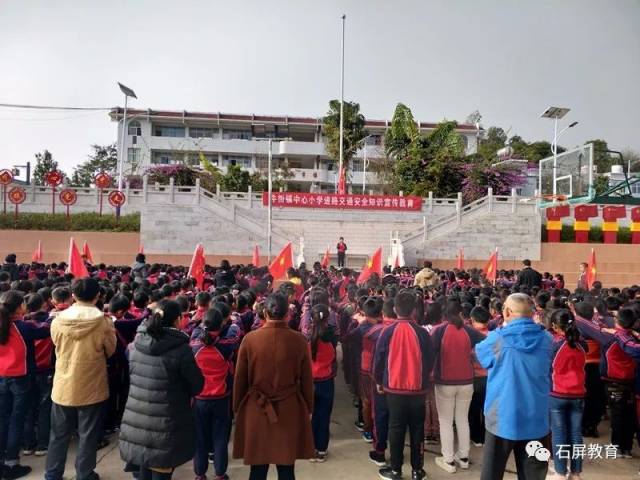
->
[308,304,338,462]
[468,306,490,448]
[192,308,240,480]
[0,290,51,479]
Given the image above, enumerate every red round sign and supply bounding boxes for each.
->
[0,169,13,186]
[7,186,26,204]
[45,170,63,187]
[94,172,112,189]
[59,189,78,206]
[108,190,126,207]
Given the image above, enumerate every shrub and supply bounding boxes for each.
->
[544,224,632,244]
[0,212,140,232]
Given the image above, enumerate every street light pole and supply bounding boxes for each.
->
[267,138,273,263]
[553,116,558,196]
[338,14,346,192]
[118,93,129,193]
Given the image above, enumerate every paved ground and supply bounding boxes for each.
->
[20,359,640,480]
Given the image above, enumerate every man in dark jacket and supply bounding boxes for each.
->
[515,259,542,290]
[214,260,236,288]
[1,254,19,281]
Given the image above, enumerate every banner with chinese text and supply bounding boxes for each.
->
[262,192,423,211]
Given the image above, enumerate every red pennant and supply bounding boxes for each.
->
[82,241,93,263]
[357,246,383,284]
[269,242,294,281]
[138,242,144,254]
[67,238,89,279]
[32,240,43,263]
[337,166,346,195]
[456,247,464,270]
[321,246,330,269]
[586,248,597,289]
[188,243,206,290]
[252,245,260,267]
[483,249,498,284]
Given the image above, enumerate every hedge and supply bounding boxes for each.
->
[0,212,140,232]
[542,224,633,243]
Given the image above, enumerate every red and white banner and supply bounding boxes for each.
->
[262,192,422,211]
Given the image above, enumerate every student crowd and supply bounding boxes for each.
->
[0,252,640,480]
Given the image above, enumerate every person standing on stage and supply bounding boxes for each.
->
[337,237,347,268]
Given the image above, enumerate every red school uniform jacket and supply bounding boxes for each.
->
[550,333,587,398]
[310,328,338,382]
[192,326,240,400]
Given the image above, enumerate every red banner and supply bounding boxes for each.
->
[262,192,422,211]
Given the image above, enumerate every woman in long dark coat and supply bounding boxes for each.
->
[119,300,204,480]
[233,292,315,480]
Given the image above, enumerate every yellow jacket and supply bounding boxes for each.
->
[50,303,117,406]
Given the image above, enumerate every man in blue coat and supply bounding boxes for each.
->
[475,293,552,480]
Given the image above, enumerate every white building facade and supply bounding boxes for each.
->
[110,108,480,193]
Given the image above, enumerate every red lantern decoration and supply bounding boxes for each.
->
[7,186,26,222]
[0,169,14,215]
[59,189,77,219]
[108,190,126,208]
[45,170,63,215]
[94,172,112,216]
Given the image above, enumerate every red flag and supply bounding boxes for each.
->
[586,248,597,289]
[321,246,330,269]
[269,242,294,281]
[337,166,346,195]
[32,240,43,263]
[138,242,144,254]
[82,241,93,263]
[188,243,206,290]
[456,247,464,270]
[67,238,89,279]
[252,245,260,267]
[357,246,383,284]
[483,248,498,284]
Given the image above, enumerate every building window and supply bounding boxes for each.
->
[255,156,269,169]
[128,120,141,136]
[151,151,183,165]
[222,129,251,140]
[365,134,382,146]
[222,155,252,168]
[153,125,185,137]
[189,127,217,139]
[127,148,140,164]
[187,153,217,166]
[351,159,364,172]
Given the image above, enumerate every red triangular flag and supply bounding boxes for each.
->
[321,246,330,269]
[188,243,206,290]
[269,242,294,281]
[483,248,498,284]
[252,245,260,267]
[586,248,597,289]
[357,246,383,284]
[337,166,346,195]
[67,238,89,279]
[32,240,43,263]
[456,247,464,270]
[82,241,93,263]
[138,242,144,254]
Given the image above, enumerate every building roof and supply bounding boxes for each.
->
[109,107,481,132]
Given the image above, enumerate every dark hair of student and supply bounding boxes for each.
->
[72,278,100,303]
[617,308,637,330]
[382,298,396,319]
[135,253,146,263]
[147,299,181,339]
[220,259,231,271]
[550,309,580,349]
[109,295,131,314]
[489,298,503,316]
[310,303,330,361]
[213,302,231,320]
[133,289,149,309]
[25,293,44,313]
[461,302,473,320]
[362,296,383,318]
[470,306,490,324]
[175,294,190,314]
[0,290,24,345]
[445,299,464,328]
[394,289,416,318]
[573,301,595,320]
[201,308,224,346]
[264,292,289,321]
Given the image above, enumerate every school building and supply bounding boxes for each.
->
[109,107,480,193]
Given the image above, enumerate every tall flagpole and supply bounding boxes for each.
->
[338,14,346,192]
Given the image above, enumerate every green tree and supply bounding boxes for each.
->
[477,127,507,160]
[587,139,615,174]
[70,143,118,187]
[622,149,640,173]
[323,100,367,176]
[220,164,252,192]
[33,150,64,185]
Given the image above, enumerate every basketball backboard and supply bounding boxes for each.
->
[539,143,594,207]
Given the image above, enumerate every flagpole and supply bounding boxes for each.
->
[337,14,346,192]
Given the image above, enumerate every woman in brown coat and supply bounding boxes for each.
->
[233,292,314,480]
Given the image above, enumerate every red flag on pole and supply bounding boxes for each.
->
[337,166,346,195]
[483,248,498,284]
[82,241,93,263]
[252,245,260,267]
[269,242,294,281]
[187,243,206,290]
[321,246,331,269]
[67,238,89,279]
[456,247,464,270]
[138,242,144,254]
[32,240,43,263]
[357,246,383,284]
[586,248,597,289]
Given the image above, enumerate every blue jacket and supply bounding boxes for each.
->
[476,317,552,441]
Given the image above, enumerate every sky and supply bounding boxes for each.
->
[0,0,639,174]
